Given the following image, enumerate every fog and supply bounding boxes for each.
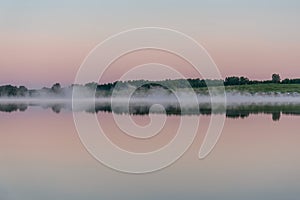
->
[1,86,300,105]
[0,86,300,117]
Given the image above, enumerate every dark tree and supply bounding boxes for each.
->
[272,74,281,83]
[239,76,250,85]
[224,76,240,85]
[281,78,290,84]
[17,86,28,96]
[0,85,18,96]
[51,83,61,93]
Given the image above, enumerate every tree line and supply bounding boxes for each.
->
[1,74,300,97]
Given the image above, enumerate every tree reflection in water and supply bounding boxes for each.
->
[0,101,300,121]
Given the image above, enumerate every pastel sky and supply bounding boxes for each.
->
[0,0,300,88]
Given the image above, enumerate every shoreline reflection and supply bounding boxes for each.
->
[1,101,300,121]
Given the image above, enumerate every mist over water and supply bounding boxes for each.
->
[0,88,300,104]
[0,88,300,121]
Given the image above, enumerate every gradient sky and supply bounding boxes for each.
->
[1,0,300,88]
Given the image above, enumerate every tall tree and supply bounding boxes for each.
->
[272,74,281,83]
[51,83,61,93]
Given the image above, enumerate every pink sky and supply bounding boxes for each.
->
[1,1,299,88]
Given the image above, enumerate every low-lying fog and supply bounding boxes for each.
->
[1,91,300,105]
[0,87,299,114]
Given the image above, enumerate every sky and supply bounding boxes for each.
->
[0,0,300,88]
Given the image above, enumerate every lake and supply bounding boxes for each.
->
[0,102,300,200]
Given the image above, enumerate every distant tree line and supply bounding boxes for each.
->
[0,85,28,97]
[1,74,300,97]
[0,83,63,97]
[93,74,300,93]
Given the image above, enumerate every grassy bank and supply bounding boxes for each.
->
[225,84,300,94]
[191,84,300,94]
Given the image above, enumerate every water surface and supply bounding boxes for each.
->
[0,104,299,200]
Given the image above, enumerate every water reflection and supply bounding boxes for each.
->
[1,102,300,200]
[0,101,300,121]
[0,103,28,113]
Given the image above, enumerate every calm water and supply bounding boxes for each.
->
[1,105,300,200]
